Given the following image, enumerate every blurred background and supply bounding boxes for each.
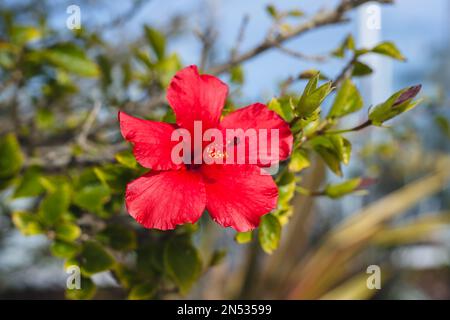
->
[1,0,450,299]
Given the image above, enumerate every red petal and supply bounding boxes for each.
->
[220,103,293,167]
[167,65,228,133]
[125,170,206,230]
[201,164,278,232]
[119,111,182,170]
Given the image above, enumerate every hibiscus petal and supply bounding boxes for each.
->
[119,111,182,170]
[167,65,228,133]
[201,164,278,232]
[125,170,206,230]
[220,103,293,167]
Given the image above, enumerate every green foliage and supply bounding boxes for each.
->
[235,231,253,244]
[40,43,99,77]
[128,282,157,300]
[13,166,44,198]
[65,277,96,300]
[12,211,43,235]
[296,74,333,118]
[328,79,363,118]
[0,133,24,180]
[164,236,203,295]
[144,25,166,61]
[324,178,363,198]
[38,183,71,225]
[79,241,116,276]
[258,214,281,254]
[369,85,422,126]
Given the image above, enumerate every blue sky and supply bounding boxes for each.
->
[48,0,447,101]
[123,0,448,101]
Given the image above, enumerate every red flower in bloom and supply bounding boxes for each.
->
[119,65,293,232]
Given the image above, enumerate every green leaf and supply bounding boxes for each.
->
[330,135,352,165]
[297,76,332,118]
[10,25,42,46]
[115,151,138,169]
[435,115,450,138]
[55,222,81,242]
[209,249,227,267]
[73,184,111,213]
[42,43,99,77]
[12,211,43,236]
[144,26,166,60]
[288,149,310,172]
[80,241,115,276]
[328,79,363,118]
[97,224,137,251]
[230,65,244,84]
[311,136,342,176]
[371,41,405,61]
[0,133,24,179]
[332,34,355,58]
[369,85,422,125]
[268,97,294,122]
[65,276,96,300]
[258,214,281,254]
[266,5,278,18]
[352,61,373,77]
[325,178,362,199]
[13,166,44,198]
[51,240,80,258]
[128,282,157,300]
[164,236,202,295]
[235,231,252,244]
[38,183,71,225]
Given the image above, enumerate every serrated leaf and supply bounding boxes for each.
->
[328,79,363,118]
[164,236,202,295]
[258,214,281,254]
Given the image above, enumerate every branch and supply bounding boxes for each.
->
[208,0,392,75]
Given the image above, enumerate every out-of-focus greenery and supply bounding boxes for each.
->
[1,0,449,300]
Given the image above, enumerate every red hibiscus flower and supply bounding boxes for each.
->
[118,65,293,232]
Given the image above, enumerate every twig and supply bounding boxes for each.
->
[208,0,391,75]
[230,15,250,61]
[275,44,328,62]
[76,100,102,149]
